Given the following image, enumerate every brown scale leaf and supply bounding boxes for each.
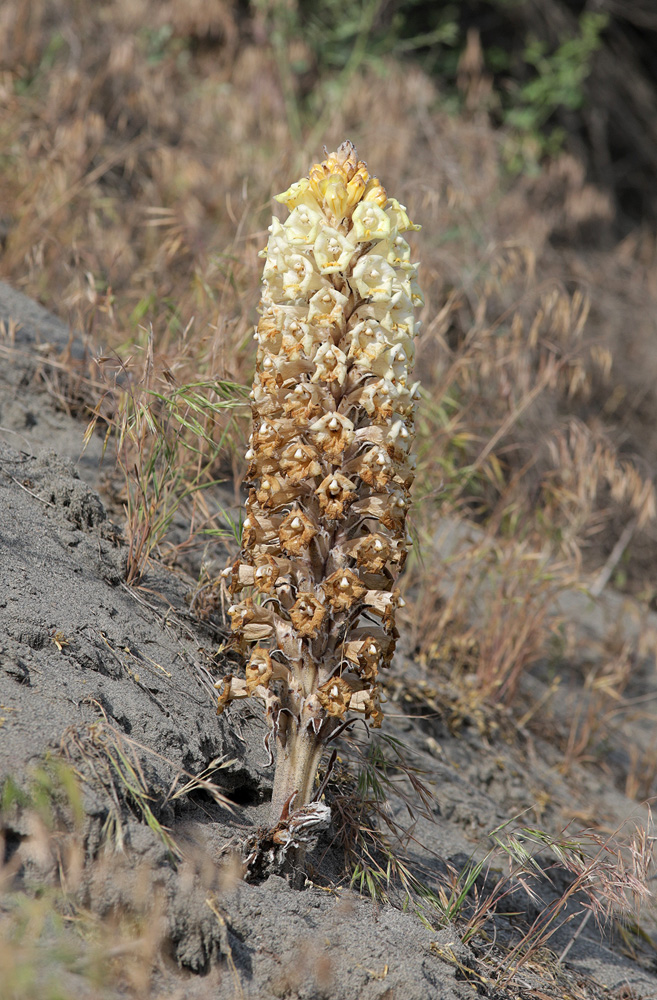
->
[350,533,394,572]
[308,411,355,461]
[254,476,299,509]
[251,555,282,594]
[278,441,323,482]
[349,687,383,727]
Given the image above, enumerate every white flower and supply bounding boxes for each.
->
[387,235,413,266]
[350,202,392,242]
[284,204,325,245]
[265,251,323,303]
[352,255,396,302]
[265,217,293,256]
[346,320,390,365]
[385,197,421,234]
[356,377,396,417]
[299,322,329,357]
[368,299,417,339]
[307,287,349,328]
[311,342,348,385]
[313,227,356,274]
[274,179,321,214]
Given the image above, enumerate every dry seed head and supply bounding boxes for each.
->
[221,140,421,752]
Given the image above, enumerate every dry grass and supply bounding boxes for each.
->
[321,734,655,996]
[85,328,249,582]
[2,0,657,993]
[0,737,241,999]
[3,0,656,648]
[1,741,654,999]
[0,760,166,1000]
[3,0,657,814]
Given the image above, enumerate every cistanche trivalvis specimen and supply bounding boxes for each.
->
[217,141,422,832]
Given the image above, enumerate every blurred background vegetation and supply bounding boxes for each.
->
[2,0,657,683]
[3,7,657,993]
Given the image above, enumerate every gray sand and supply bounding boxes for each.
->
[1,281,656,999]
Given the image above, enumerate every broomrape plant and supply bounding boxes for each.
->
[216,141,422,847]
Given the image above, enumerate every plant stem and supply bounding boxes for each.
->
[270,721,324,824]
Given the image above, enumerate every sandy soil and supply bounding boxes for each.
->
[1,281,656,999]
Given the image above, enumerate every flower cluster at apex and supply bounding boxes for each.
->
[217,140,422,751]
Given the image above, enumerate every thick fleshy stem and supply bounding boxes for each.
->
[269,723,326,823]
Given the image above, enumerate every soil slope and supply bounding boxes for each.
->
[1,282,656,999]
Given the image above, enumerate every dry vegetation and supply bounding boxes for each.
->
[2,0,657,996]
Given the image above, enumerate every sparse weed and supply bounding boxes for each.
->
[410,535,577,705]
[488,814,655,986]
[328,739,654,991]
[61,722,181,859]
[163,754,238,810]
[1,772,168,999]
[86,327,249,584]
[406,240,655,715]
[501,12,609,174]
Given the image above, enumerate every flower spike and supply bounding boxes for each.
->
[218,141,421,831]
